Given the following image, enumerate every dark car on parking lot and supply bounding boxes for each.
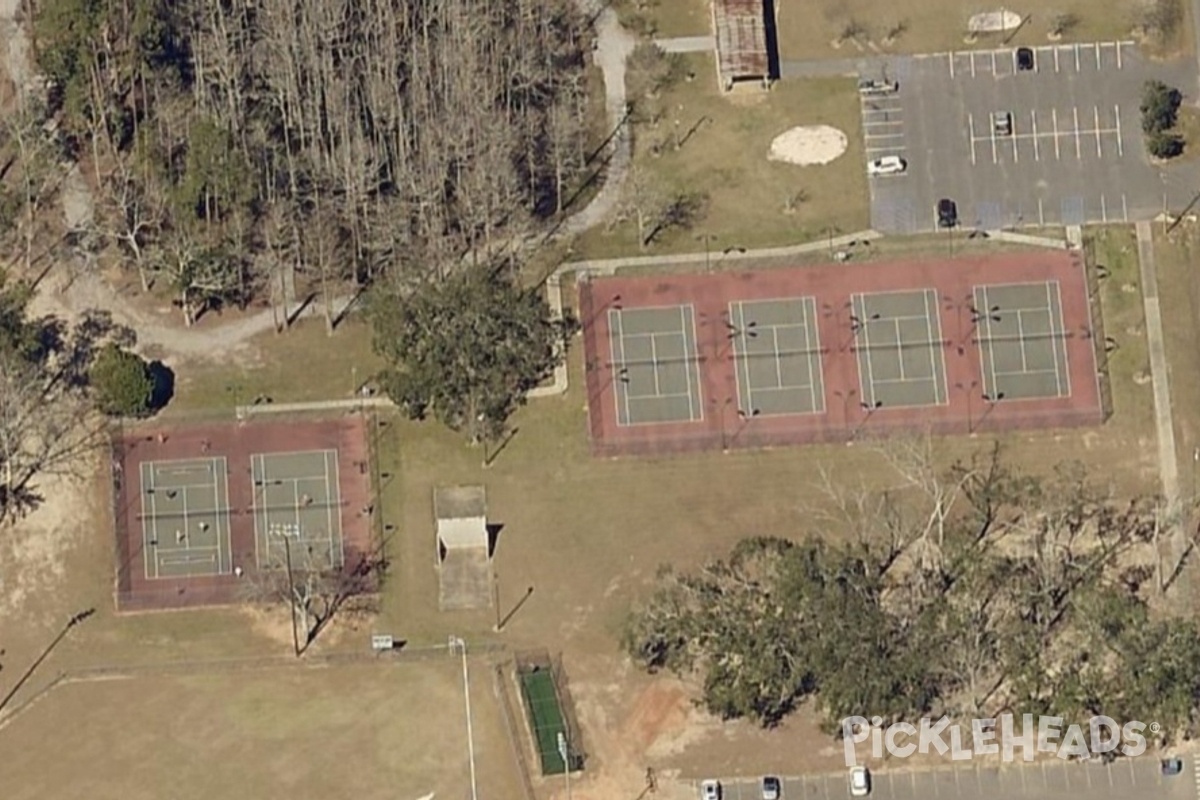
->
[937,198,958,228]
[1162,758,1183,776]
[1016,47,1034,71]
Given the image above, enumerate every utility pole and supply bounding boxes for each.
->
[282,536,300,658]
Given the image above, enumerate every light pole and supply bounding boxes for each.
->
[697,233,716,273]
[450,636,479,800]
[558,732,572,800]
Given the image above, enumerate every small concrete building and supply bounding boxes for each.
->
[434,485,492,610]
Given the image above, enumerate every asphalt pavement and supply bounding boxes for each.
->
[682,754,1197,800]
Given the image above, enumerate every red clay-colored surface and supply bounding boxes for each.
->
[579,252,1105,457]
[111,416,373,611]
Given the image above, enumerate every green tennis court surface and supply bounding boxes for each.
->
[519,668,574,775]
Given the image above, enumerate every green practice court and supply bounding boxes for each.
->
[973,282,1072,401]
[519,668,574,775]
[140,457,232,578]
[729,297,827,417]
[852,289,949,409]
[608,305,704,426]
[252,450,345,570]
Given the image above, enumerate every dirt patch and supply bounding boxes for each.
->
[768,125,848,166]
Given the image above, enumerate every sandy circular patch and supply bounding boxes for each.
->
[767,125,847,166]
[967,9,1023,32]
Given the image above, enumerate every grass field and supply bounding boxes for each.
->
[574,56,868,258]
[0,659,520,800]
[0,234,1167,795]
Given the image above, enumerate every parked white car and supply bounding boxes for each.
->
[849,766,871,797]
[701,779,722,800]
[867,156,906,176]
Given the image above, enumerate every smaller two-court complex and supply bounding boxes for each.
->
[112,417,372,610]
[579,251,1104,456]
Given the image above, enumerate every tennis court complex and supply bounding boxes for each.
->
[974,282,1072,401]
[852,289,949,409]
[252,450,345,570]
[729,297,827,417]
[140,457,232,578]
[608,305,704,426]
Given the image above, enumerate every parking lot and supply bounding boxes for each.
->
[687,755,1197,800]
[862,42,1198,233]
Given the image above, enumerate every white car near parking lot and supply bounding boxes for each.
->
[849,766,871,797]
[700,779,722,800]
[867,155,906,176]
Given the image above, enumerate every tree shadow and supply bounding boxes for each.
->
[147,360,176,413]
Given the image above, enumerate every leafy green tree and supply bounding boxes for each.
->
[371,264,573,445]
[1148,131,1184,159]
[1141,80,1182,135]
[89,344,154,417]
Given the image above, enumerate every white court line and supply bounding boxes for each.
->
[1052,109,1060,159]
[325,450,341,567]
[852,295,878,408]
[1080,107,1089,160]
[1115,105,1124,156]
[680,305,700,421]
[976,286,1002,399]
[608,309,633,426]
[804,298,825,413]
[1031,110,1039,160]
[219,456,231,573]
[921,290,942,403]
[648,334,662,396]
[731,302,755,414]
[891,319,907,381]
[770,327,784,389]
[687,307,705,420]
[1048,281,1071,397]
[968,114,977,165]
[1094,106,1102,157]
[143,462,158,579]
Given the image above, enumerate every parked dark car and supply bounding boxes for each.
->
[1162,758,1184,776]
[937,198,958,229]
[1016,47,1035,71]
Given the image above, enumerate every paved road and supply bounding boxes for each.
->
[684,755,1196,800]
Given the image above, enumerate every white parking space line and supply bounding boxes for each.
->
[1101,194,1108,223]
[948,51,955,78]
[968,113,977,165]
[1094,106,1102,156]
[1074,43,1081,71]
[1052,108,1060,159]
[1054,46,1060,72]
[1011,127,1018,162]
[991,50,997,76]
[971,51,977,78]
[1031,110,1040,160]
[1117,42,1122,69]
[1123,193,1129,221]
[1115,105,1124,156]
[990,116,998,164]
[1038,197,1045,225]
[1095,42,1101,69]
[1080,107,1089,160]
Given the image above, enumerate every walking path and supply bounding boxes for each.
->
[1134,222,1186,573]
[653,35,713,53]
[986,230,1072,250]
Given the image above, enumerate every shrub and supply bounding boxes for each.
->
[1141,80,1182,135]
[89,344,154,417]
[1147,131,1184,159]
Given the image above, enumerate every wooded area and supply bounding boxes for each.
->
[624,441,1200,744]
[20,0,594,326]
